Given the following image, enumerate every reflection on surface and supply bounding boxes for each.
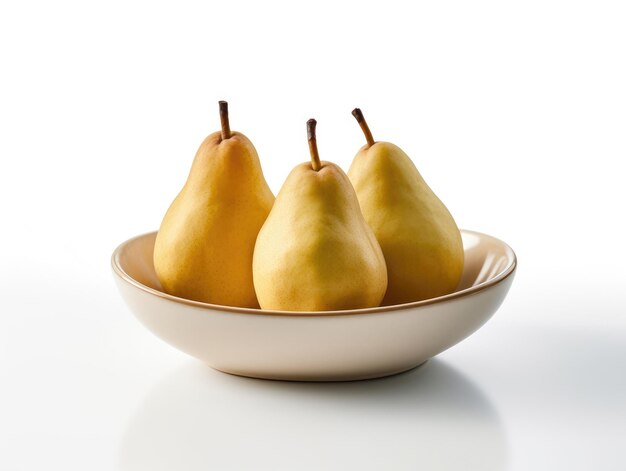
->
[120,360,507,470]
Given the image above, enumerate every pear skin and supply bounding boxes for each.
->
[154,102,274,307]
[347,109,463,305]
[253,119,387,311]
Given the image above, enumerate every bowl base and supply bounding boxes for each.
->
[209,360,429,382]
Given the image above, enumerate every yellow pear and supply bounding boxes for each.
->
[347,108,463,305]
[154,101,274,307]
[253,119,387,311]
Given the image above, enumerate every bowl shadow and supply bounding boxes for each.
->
[119,359,508,470]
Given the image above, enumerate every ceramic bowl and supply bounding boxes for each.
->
[111,230,516,381]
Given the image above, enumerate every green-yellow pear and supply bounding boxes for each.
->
[154,101,274,307]
[347,108,464,305]
[253,119,387,311]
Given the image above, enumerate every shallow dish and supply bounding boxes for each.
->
[112,230,516,381]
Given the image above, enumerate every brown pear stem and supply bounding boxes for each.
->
[219,101,231,140]
[352,108,375,147]
[307,119,321,171]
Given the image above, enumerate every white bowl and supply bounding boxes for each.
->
[112,230,516,381]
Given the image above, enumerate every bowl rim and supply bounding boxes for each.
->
[111,229,516,317]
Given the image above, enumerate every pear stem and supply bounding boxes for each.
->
[307,119,322,171]
[219,100,231,140]
[352,108,375,147]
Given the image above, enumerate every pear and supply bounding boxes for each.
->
[252,119,387,311]
[154,101,274,307]
[347,108,463,305]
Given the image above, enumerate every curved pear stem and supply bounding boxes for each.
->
[307,119,322,171]
[219,101,231,140]
[352,108,375,147]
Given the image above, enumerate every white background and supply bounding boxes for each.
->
[1,0,625,469]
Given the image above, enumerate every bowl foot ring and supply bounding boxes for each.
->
[209,359,429,383]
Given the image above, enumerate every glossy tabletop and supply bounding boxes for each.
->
[1,261,625,470]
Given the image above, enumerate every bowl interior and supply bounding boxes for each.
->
[113,230,515,313]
